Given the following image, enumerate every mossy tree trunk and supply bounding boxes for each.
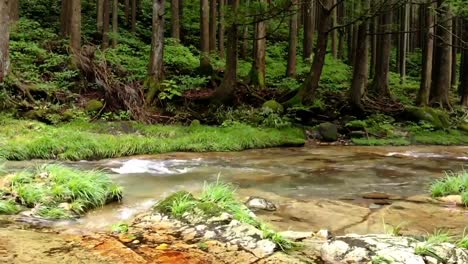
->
[430,0,452,109]
[289,0,332,105]
[146,0,165,105]
[303,0,315,60]
[0,0,9,83]
[213,0,239,103]
[349,0,369,110]
[286,0,298,78]
[249,0,266,89]
[416,1,434,106]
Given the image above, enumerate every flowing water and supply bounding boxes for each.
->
[3,146,468,232]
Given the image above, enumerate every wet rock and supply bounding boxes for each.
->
[251,239,276,258]
[245,197,277,211]
[362,192,391,199]
[262,100,284,113]
[318,122,338,142]
[437,195,464,206]
[278,231,313,241]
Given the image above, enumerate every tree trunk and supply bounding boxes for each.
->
[70,0,81,54]
[9,0,19,22]
[250,0,266,89]
[146,0,165,104]
[97,0,104,33]
[370,6,392,98]
[416,2,434,106]
[430,0,452,108]
[171,0,180,39]
[369,1,377,77]
[0,0,10,82]
[213,0,239,103]
[451,18,457,88]
[286,0,298,77]
[218,0,225,57]
[331,0,338,59]
[303,0,315,60]
[131,0,137,33]
[460,18,468,106]
[399,2,409,83]
[291,0,332,105]
[112,0,118,48]
[60,0,72,37]
[209,0,217,51]
[200,0,212,73]
[102,0,110,49]
[349,0,369,110]
[124,0,130,24]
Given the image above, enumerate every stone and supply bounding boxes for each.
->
[251,239,276,258]
[362,192,391,199]
[85,99,104,112]
[245,197,277,211]
[262,100,284,113]
[316,230,329,240]
[278,231,313,241]
[318,122,338,142]
[190,120,201,126]
[438,195,464,206]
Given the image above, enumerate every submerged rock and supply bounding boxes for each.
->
[245,197,277,211]
[318,122,338,142]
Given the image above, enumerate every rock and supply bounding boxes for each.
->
[58,203,71,211]
[438,195,464,206]
[262,100,284,113]
[362,192,391,199]
[190,120,201,126]
[245,197,277,211]
[206,212,232,224]
[155,243,169,250]
[251,239,276,258]
[405,106,450,129]
[85,99,104,112]
[318,122,338,142]
[153,191,195,215]
[316,230,329,240]
[278,231,313,241]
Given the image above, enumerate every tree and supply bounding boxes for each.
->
[286,0,298,77]
[303,0,315,60]
[209,0,217,51]
[213,0,239,103]
[218,0,225,56]
[416,1,435,106]
[102,0,111,49]
[249,0,267,89]
[146,0,165,104]
[70,0,81,54]
[171,0,181,40]
[430,0,453,108]
[460,18,468,106]
[200,0,212,73]
[131,0,137,33]
[349,0,369,110]
[0,0,9,82]
[9,0,19,22]
[97,0,104,33]
[331,0,338,59]
[112,0,118,48]
[61,0,72,36]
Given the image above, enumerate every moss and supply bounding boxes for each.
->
[458,123,468,133]
[195,201,223,217]
[153,191,195,215]
[318,122,338,142]
[85,100,104,112]
[412,130,468,145]
[262,100,284,113]
[405,106,450,129]
[190,119,201,126]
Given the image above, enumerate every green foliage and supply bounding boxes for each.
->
[319,55,352,91]
[346,114,397,137]
[170,194,197,218]
[0,200,21,215]
[457,229,468,249]
[430,170,468,202]
[36,206,73,219]
[371,256,394,264]
[111,223,130,234]
[216,106,293,129]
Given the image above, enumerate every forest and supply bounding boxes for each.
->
[0,0,466,150]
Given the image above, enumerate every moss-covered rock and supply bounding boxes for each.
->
[262,100,284,113]
[194,201,223,217]
[318,122,338,142]
[405,106,450,129]
[153,191,196,214]
[85,99,104,112]
[190,119,201,127]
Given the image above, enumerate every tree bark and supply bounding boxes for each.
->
[430,0,452,108]
[97,0,104,33]
[399,2,409,83]
[200,0,212,73]
[102,0,111,49]
[124,0,130,24]
[146,0,165,104]
[250,0,266,89]
[218,0,225,57]
[131,0,137,33]
[70,0,81,54]
[0,0,10,83]
[331,0,338,59]
[416,2,434,106]
[370,5,392,98]
[349,0,369,110]
[303,0,315,60]
[112,0,118,48]
[171,0,180,39]
[209,0,217,51]
[291,0,332,105]
[460,18,468,106]
[213,0,239,103]
[286,0,298,77]
[60,0,72,37]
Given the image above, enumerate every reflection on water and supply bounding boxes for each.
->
[3,146,467,231]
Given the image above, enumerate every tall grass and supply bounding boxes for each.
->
[430,170,468,205]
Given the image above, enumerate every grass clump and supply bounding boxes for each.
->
[1,164,123,219]
[0,200,21,214]
[0,117,306,161]
[430,170,468,205]
[457,229,468,249]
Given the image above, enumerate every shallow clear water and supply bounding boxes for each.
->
[4,146,468,231]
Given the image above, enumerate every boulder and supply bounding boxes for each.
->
[245,197,277,211]
[262,100,284,113]
[85,99,104,112]
[318,122,338,142]
[405,106,450,129]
